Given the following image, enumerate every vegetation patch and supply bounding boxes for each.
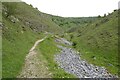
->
[2,16,46,78]
[69,10,118,75]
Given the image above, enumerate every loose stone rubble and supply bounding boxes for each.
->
[54,38,118,78]
[55,38,72,46]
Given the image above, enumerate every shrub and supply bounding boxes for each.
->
[98,15,101,18]
[29,4,33,7]
[3,3,17,16]
[104,14,107,17]
[72,41,77,48]
[114,9,117,12]
[60,35,64,38]
[70,34,73,40]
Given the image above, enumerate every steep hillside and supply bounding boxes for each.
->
[67,10,119,75]
[3,2,63,34]
[2,2,63,78]
[0,2,2,78]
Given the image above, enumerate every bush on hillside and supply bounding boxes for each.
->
[104,14,107,17]
[3,3,17,16]
[98,15,101,18]
[29,4,33,7]
[72,41,77,48]
[70,34,73,40]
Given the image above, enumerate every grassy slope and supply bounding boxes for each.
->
[3,2,63,34]
[69,10,118,75]
[0,31,1,77]
[2,16,40,78]
[0,35,1,78]
[0,2,2,22]
[2,2,63,78]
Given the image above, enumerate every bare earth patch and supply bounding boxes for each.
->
[18,37,51,78]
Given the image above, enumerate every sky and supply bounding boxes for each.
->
[21,0,120,17]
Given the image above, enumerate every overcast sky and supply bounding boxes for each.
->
[21,0,120,17]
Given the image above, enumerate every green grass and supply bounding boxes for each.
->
[2,1,119,78]
[2,15,46,78]
[2,2,63,78]
[0,2,2,77]
[3,2,63,34]
[37,37,76,78]
[0,2,2,22]
[0,36,2,78]
[68,10,118,75]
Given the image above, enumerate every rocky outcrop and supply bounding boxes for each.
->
[8,15,19,23]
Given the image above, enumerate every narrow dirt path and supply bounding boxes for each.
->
[18,36,51,78]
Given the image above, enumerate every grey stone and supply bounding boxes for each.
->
[54,38,118,78]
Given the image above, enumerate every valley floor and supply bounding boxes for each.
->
[18,35,118,78]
